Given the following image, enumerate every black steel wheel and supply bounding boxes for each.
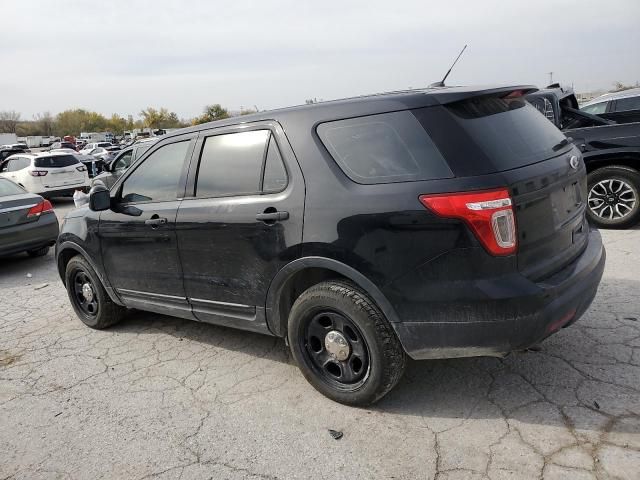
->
[587,166,640,229]
[301,310,370,389]
[72,270,99,317]
[64,255,127,329]
[288,280,406,406]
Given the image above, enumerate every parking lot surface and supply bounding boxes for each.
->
[1,198,639,480]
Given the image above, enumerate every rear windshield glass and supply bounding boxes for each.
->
[317,111,453,184]
[34,155,79,168]
[0,178,24,195]
[442,96,569,171]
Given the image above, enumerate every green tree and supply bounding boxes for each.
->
[54,109,109,136]
[139,107,184,129]
[192,104,230,125]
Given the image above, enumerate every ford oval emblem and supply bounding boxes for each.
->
[569,155,580,170]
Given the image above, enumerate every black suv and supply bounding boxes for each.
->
[56,86,605,405]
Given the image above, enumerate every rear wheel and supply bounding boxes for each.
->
[64,255,126,329]
[587,166,640,229]
[27,246,50,257]
[288,280,406,406]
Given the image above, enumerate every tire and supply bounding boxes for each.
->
[27,246,50,257]
[64,255,126,329]
[287,280,406,406]
[587,166,640,229]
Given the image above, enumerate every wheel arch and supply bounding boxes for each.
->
[265,256,400,337]
[584,152,640,174]
[56,241,124,306]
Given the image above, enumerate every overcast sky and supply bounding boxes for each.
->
[1,0,639,120]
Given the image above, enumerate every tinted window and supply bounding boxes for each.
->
[262,136,288,192]
[0,178,24,195]
[317,111,452,184]
[196,130,270,197]
[443,97,568,171]
[121,141,190,203]
[614,96,640,112]
[582,102,607,115]
[34,155,79,168]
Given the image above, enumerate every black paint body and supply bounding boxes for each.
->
[57,86,605,359]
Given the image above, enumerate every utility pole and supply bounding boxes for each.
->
[548,72,554,85]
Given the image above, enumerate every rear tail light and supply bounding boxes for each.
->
[29,170,48,177]
[76,165,87,172]
[27,199,54,218]
[419,188,517,256]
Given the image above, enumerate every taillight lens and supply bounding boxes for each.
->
[76,165,87,172]
[419,189,517,256]
[27,199,54,218]
[29,170,48,177]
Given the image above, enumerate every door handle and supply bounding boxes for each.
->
[145,217,167,227]
[256,210,289,222]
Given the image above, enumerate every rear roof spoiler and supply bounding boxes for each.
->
[428,85,539,105]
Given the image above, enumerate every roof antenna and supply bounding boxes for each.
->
[430,44,467,87]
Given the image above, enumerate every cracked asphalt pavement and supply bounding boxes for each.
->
[1,198,639,480]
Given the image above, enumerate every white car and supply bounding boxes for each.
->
[0,152,90,197]
[79,142,112,154]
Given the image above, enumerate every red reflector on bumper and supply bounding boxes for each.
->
[546,309,577,334]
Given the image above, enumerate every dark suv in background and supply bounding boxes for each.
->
[56,85,605,405]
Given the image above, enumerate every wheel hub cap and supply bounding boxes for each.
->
[81,283,94,303]
[325,330,350,361]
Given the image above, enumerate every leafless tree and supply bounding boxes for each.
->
[0,110,21,133]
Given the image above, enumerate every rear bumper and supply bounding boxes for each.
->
[0,213,59,256]
[39,184,89,197]
[390,230,606,360]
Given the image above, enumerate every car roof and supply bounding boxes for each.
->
[7,151,78,160]
[158,84,537,140]
[583,87,640,106]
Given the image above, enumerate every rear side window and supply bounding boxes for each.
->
[34,155,79,168]
[614,96,640,112]
[317,111,452,184]
[0,178,24,195]
[195,130,270,197]
[582,102,607,115]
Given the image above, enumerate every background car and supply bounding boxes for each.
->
[526,85,640,228]
[50,148,103,177]
[0,152,90,197]
[0,177,59,258]
[50,141,77,151]
[79,142,113,154]
[581,87,640,124]
[1,145,30,163]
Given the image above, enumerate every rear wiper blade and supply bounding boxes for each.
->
[552,137,572,152]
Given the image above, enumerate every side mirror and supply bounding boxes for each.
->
[88,184,111,211]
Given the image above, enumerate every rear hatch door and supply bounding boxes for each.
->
[35,155,85,188]
[416,90,588,280]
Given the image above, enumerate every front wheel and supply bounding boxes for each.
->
[288,280,406,406]
[587,166,640,229]
[64,255,127,329]
[27,246,50,257]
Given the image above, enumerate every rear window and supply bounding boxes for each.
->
[317,111,453,184]
[442,96,569,171]
[34,155,79,168]
[0,178,24,195]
